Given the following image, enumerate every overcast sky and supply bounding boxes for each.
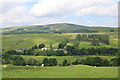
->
[0,0,119,28]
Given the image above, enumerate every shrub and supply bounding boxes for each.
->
[62,59,68,66]
[26,58,36,66]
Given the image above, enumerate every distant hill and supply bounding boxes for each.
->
[2,23,118,34]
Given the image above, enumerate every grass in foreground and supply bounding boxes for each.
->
[2,65,118,78]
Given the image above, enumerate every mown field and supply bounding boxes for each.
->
[2,65,118,78]
[2,33,118,51]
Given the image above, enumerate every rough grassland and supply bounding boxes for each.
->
[2,65,118,78]
[2,33,118,51]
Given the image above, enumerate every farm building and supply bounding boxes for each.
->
[15,48,28,52]
[41,47,48,50]
[54,49,64,51]
[54,49,58,51]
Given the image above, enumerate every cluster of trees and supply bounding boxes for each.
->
[5,49,66,56]
[42,58,57,66]
[60,59,70,66]
[45,50,66,56]
[76,34,109,45]
[32,44,45,49]
[66,47,118,56]
[2,53,41,66]
[71,57,120,67]
[2,53,25,65]
[58,38,69,49]
[2,53,57,66]
[2,53,58,66]
[2,53,120,67]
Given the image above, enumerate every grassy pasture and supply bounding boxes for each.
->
[2,65,118,78]
[2,34,67,50]
[2,33,118,51]
[109,39,118,46]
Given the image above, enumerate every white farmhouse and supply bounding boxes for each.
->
[54,49,58,51]
[41,47,48,50]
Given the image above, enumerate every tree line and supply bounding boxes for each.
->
[5,47,118,56]
[66,47,118,56]
[2,53,120,67]
[71,57,120,67]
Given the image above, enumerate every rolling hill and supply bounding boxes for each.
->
[1,23,118,34]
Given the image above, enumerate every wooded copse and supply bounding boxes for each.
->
[76,34,110,45]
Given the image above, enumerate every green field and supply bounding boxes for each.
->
[2,33,118,51]
[2,65,118,78]
[2,34,67,50]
